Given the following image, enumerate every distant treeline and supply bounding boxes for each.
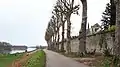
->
[0,42,27,51]
[0,42,12,51]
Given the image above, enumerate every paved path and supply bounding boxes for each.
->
[44,50,89,67]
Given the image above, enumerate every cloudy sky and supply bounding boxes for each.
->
[0,0,109,46]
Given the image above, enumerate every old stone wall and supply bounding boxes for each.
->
[59,31,115,54]
[86,32,114,54]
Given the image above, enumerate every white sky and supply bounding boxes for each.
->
[0,0,109,46]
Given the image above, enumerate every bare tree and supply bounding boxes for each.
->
[45,0,80,53]
[45,20,55,50]
[79,0,87,55]
[114,0,120,56]
[51,3,65,51]
[54,0,67,52]
[62,0,80,54]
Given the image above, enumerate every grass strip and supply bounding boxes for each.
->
[24,50,46,67]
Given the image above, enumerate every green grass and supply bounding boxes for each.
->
[0,53,24,67]
[93,56,116,67]
[24,50,46,67]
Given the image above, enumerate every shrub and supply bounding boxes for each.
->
[108,25,116,32]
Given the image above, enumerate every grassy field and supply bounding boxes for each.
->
[24,50,46,67]
[0,53,23,67]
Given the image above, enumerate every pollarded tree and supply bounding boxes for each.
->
[45,20,55,50]
[45,1,63,51]
[45,0,80,53]
[79,0,87,56]
[61,0,80,54]
[110,0,116,26]
[112,0,120,66]
[53,0,67,52]
[51,0,80,53]
[45,15,59,50]
[114,0,120,57]
[51,16,57,51]
[52,4,62,51]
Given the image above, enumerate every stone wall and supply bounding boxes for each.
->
[59,31,115,54]
[86,32,114,54]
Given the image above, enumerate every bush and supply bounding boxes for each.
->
[103,57,111,67]
[103,48,111,57]
[108,25,116,32]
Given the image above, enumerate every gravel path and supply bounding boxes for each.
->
[44,50,89,67]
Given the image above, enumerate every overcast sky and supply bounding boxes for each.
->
[0,0,109,46]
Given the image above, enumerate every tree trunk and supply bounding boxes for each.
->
[79,0,87,55]
[54,33,57,51]
[114,0,120,56]
[61,21,65,52]
[66,15,71,54]
[110,0,116,26]
[48,38,52,50]
[57,28,60,52]
[47,41,49,50]
[52,34,55,51]
[55,17,59,52]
